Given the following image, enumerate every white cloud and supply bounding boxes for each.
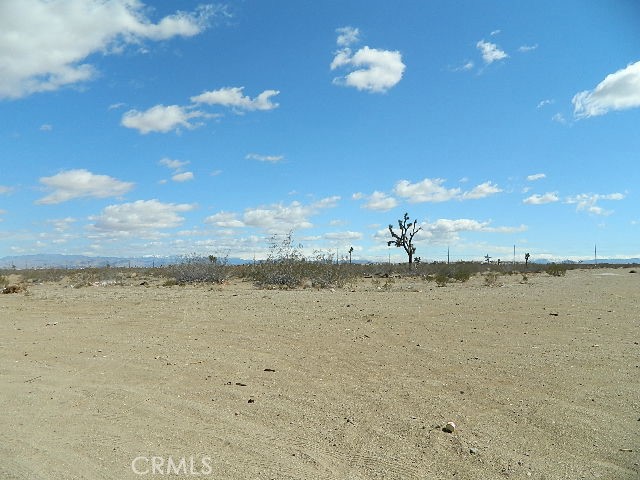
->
[476,39,508,64]
[354,191,398,211]
[518,44,538,52]
[36,169,134,204]
[47,217,77,232]
[451,60,474,72]
[324,231,362,241]
[121,104,207,134]
[394,178,461,203]
[39,124,53,132]
[159,158,190,171]
[536,99,553,109]
[423,218,526,244]
[526,173,546,181]
[246,153,284,163]
[191,87,280,111]
[0,0,216,99]
[523,192,559,205]
[89,199,195,235]
[331,28,405,93]
[171,172,194,182]
[552,112,567,124]
[461,181,502,200]
[204,212,245,228]
[241,197,340,233]
[336,26,360,47]
[572,61,640,118]
[565,192,625,216]
[0,185,14,195]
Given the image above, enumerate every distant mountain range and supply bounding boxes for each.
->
[0,253,638,269]
[0,254,247,269]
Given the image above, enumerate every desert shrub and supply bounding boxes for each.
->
[0,275,7,287]
[434,272,449,287]
[545,263,567,277]
[20,268,68,283]
[169,253,230,284]
[484,271,500,286]
[452,266,472,282]
[248,232,355,289]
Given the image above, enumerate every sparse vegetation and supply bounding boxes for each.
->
[545,263,567,277]
[169,253,230,284]
[246,232,356,289]
[484,271,501,287]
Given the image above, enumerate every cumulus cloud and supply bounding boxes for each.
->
[523,192,559,205]
[89,199,195,235]
[0,0,216,99]
[121,104,208,134]
[191,87,280,111]
[572,61,640,118]
[353,191,398,211]
[171,172,194,182]
[331,27,405,93]
[527,173,546,181]
[241,197,340,233]
[204,212,245,228]
[393,178,501,203]
[205,198,340,234]
[336,26,360,47]
[423,218,526,244]
[565,192,625,216]
[36,169,134,204]
[159,157,189,171]
[246,153,284,163]
[394,178,461,203]
[476,39,508,64]
[461,181,502,200]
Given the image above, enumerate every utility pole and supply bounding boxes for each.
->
[447,246,450,264]
[594,244,597,265]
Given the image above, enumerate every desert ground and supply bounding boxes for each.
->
[1,267,638,479]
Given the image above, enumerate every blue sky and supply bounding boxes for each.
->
[1,0,639,263]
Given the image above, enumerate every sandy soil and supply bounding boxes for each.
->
[1,268,638,479]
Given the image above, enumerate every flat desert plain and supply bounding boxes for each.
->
[1,268,638,479]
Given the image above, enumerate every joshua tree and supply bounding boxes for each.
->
[348,246,354,264]
[388,212,422,265]
[525,252,530,269]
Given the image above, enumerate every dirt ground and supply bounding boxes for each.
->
[1,268,638,479]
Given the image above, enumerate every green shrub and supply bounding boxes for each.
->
[248,232,355,289]
[434,272,449,287]
[169,253,230,284]
[452,267,472,282]
[545,263,567,277]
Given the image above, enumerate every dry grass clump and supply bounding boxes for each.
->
[245,233,356,289]
[545,263,567,277]
[167,254,230,285]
